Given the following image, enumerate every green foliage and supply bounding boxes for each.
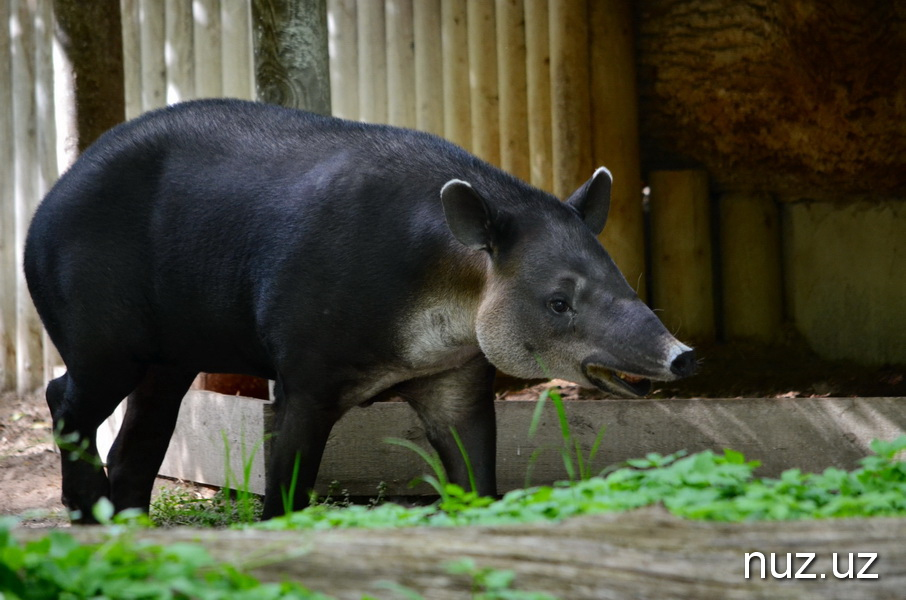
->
[151,486,262,528]
[0,522,332,600]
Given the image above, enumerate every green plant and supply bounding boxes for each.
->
[221,430,265,524]
[525,387,606,486]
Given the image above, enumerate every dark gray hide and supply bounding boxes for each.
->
[24,99,695,521]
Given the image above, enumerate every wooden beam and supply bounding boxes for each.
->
[413,0,443,135]
[327,0,358,119]
[495,0,529,181]
[720,192,783,342]
[523,0,551,192]
[649,169,716,342]
[165,0,195,103]
[139,0,166,111]
[589,0,646,298]
[221,0,255,100]
[120,0,142,119]
[0,0,15,391]
[193,0,223,98]
[386,0,416,128]
[549,0,592,199]
[252,0,331,114]
[441,0,470,148]
[355,0,386,122]
[467,0,499,165]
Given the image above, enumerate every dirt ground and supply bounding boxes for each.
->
[2,338,904,527]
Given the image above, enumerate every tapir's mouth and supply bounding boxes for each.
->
[583,364,652,398]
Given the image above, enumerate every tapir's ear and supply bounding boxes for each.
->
[566,167,612,235]
[440,179,495,251]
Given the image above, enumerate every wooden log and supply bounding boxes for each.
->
[548,0,593,199]
[355,0,386,122]
[649,169,716,341]
[0,0,15,391]
[720,193,783,342]
[523,0,551,192]
[467,0,499,165]
[252,0,331,114]
[12,0,44,394]
[327,0,358,119]
[120,0,142,119]
[221,0,255,100]
[165,0,195,104]
[18,509,906,600]
[386,0,416,128]
[193,0,223,98]
[441,0,470,148]
[495,0,529,181]
[413,0,443,135]
[589,0,646,297]
[139,0,167,111]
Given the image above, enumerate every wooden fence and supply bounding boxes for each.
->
[3,0,789,394]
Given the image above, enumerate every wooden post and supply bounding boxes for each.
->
[589,0,646,297]
[355,0,386,122]
[548,0,592,199]
[165,0,195,104]
[467,0,499,165]
[413,0,443,135]
[120,0,142,119]
[496,0,529,180]
[252,0,331,114]
[0,0,15,391]
[327,0,358,119]
[194,0,223,98]
[139,0,166,111]
[386,0,416,128]
[441,0,470,149]
[12,0,44,394]
[719,193,783,342]
[221,0,255,100]
[649,170,715,342]
[523,0,551,192]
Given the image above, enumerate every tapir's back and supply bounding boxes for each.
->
[24,99,533,377]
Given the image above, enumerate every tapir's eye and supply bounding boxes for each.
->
[548,298,571,314]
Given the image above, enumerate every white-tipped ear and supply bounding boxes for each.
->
[566,167,612,235]
[440,179,493,251]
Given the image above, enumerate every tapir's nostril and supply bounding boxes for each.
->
[670,349,697,377]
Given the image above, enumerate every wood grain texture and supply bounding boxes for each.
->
[18,508,906,599]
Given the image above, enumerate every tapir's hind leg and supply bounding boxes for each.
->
[46,364,146,523]
[106,365,197,515]
[402,355,498,497]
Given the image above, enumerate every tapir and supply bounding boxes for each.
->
[24,99,696,522]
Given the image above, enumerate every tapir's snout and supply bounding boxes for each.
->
[582,338,697,398]
[670,348,697,378]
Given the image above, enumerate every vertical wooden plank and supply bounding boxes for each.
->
[0,0,16,391]
[548,0,592,199]
[327,0,358,119]
[140,0,167,110]
[720,193,783,342]
[386,0,416,128]
[355,0,386,122]
[496,0,529,181]
[467,0,498,164]
[589,0,646,297]
[649,170,715,342]
[11,0,44,394]
[121,0,143,119]
[194,0,223,98]
[413,0,443,135]
[441,0,470,148]
[221,0,255,99]
[523,0,551,192]
[166,0,195,104]
[36,0,61,381]
[253,0,331,114]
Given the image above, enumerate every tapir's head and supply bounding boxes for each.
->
[440,167,696,397]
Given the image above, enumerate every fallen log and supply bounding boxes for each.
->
[14,507,906,599]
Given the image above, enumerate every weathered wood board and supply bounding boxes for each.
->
[15,507,906,599]
[97,394,906,497]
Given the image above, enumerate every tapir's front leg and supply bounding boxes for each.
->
[262,378,342,519]
[402,355,497,497]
